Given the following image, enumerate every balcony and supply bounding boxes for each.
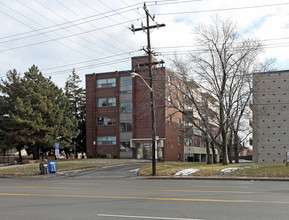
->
[193,128,202,136]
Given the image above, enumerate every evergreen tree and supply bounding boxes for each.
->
[0,70,29,162]
[64,69,86,157]
[0,66,79,160]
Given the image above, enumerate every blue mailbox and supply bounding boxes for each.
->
[48,160,56,173]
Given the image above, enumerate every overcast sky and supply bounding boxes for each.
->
[0,0,288,88]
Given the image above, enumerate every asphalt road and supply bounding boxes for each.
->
[1,163,289,220]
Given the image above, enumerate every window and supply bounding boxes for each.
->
[178,118,181,127]
[97,78,116,88]
[120,141,131,151]
[120,76,132,93]
[168,75,171,85]
[178,136,181,145]
[98,98,116,107]
[97,136,116,145]
[177,82,181,90]
[168,96,172,105]
[184,121,193,126]
[120,122,132,132]
[97,117,116,126]
[120,102,132,113]
[168,115,172,125]
[178,101,181,109]
[184,138,193,146]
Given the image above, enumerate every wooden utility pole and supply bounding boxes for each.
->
[131,3,165,176]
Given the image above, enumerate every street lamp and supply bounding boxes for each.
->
[130,72,152,91]
[131,72,156,176]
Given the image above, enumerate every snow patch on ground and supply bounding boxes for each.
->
[129,168,139,173]
[175,169,200,176]
[221,167,243,173]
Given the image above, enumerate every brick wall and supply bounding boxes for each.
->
[86,74,97,157]
[86,56,185,161]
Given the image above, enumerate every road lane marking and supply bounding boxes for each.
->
[164,190,267,194]
[1,186,268,194]
[0,192,288,204]
[10,186,70,189]
[98,214,204,220]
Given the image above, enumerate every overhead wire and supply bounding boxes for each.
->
[0,18,138,53]
[76,0,136,51]
[1,1,288,79]
[43,57,132,76]
[33,0,118,56]
[146,0,202,6]
[0,2,144,41]
[41,50,140,76]
[15,0,113,57]
[0,1,95,59]
[121,0,144,18]
[43,53,160,77]
[154,2,289,15]
[0,1,149,78]
[54,0,129,54]
[39,0,289,76]
[0,1,145,55]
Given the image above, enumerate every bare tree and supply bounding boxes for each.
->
[170,16,272,165]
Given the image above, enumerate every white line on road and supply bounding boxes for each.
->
[98,214,204,220]
[191,185,249,189]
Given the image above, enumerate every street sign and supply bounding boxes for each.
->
[55,143,59,159]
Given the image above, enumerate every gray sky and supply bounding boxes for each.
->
[0,0,288,88]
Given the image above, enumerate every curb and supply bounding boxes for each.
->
[2,173,289,181]
[135,175,289,181]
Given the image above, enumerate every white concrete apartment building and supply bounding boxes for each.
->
[252,70,289,163]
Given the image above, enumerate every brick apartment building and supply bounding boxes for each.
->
[86,56,184,161]
[252,70,289,163]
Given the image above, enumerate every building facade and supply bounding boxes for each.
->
[252,70,289,163]
[182,88,220,162]
[86,56,184,161]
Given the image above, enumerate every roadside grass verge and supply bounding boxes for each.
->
[0,159,149,176]
[138,162,289,177]
[1,160,289,177]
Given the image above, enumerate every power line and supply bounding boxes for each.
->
[121,0,144,18]
[41,50,138,71]
[15,0,111,57]
[77,0,136,51]
[0,2,143,41]
[0,1,94,59]
[43,57,133,76]
[146,0,202,6]
[54,0,128,54]
[42,52,159,76]
[155,2,289,15]
[0,19,137,53]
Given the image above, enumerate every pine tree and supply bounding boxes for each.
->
[65,69,86,158]
[0,69,29,162]
[0,66,79,160]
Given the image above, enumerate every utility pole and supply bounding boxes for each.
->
[131,3,165,176]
